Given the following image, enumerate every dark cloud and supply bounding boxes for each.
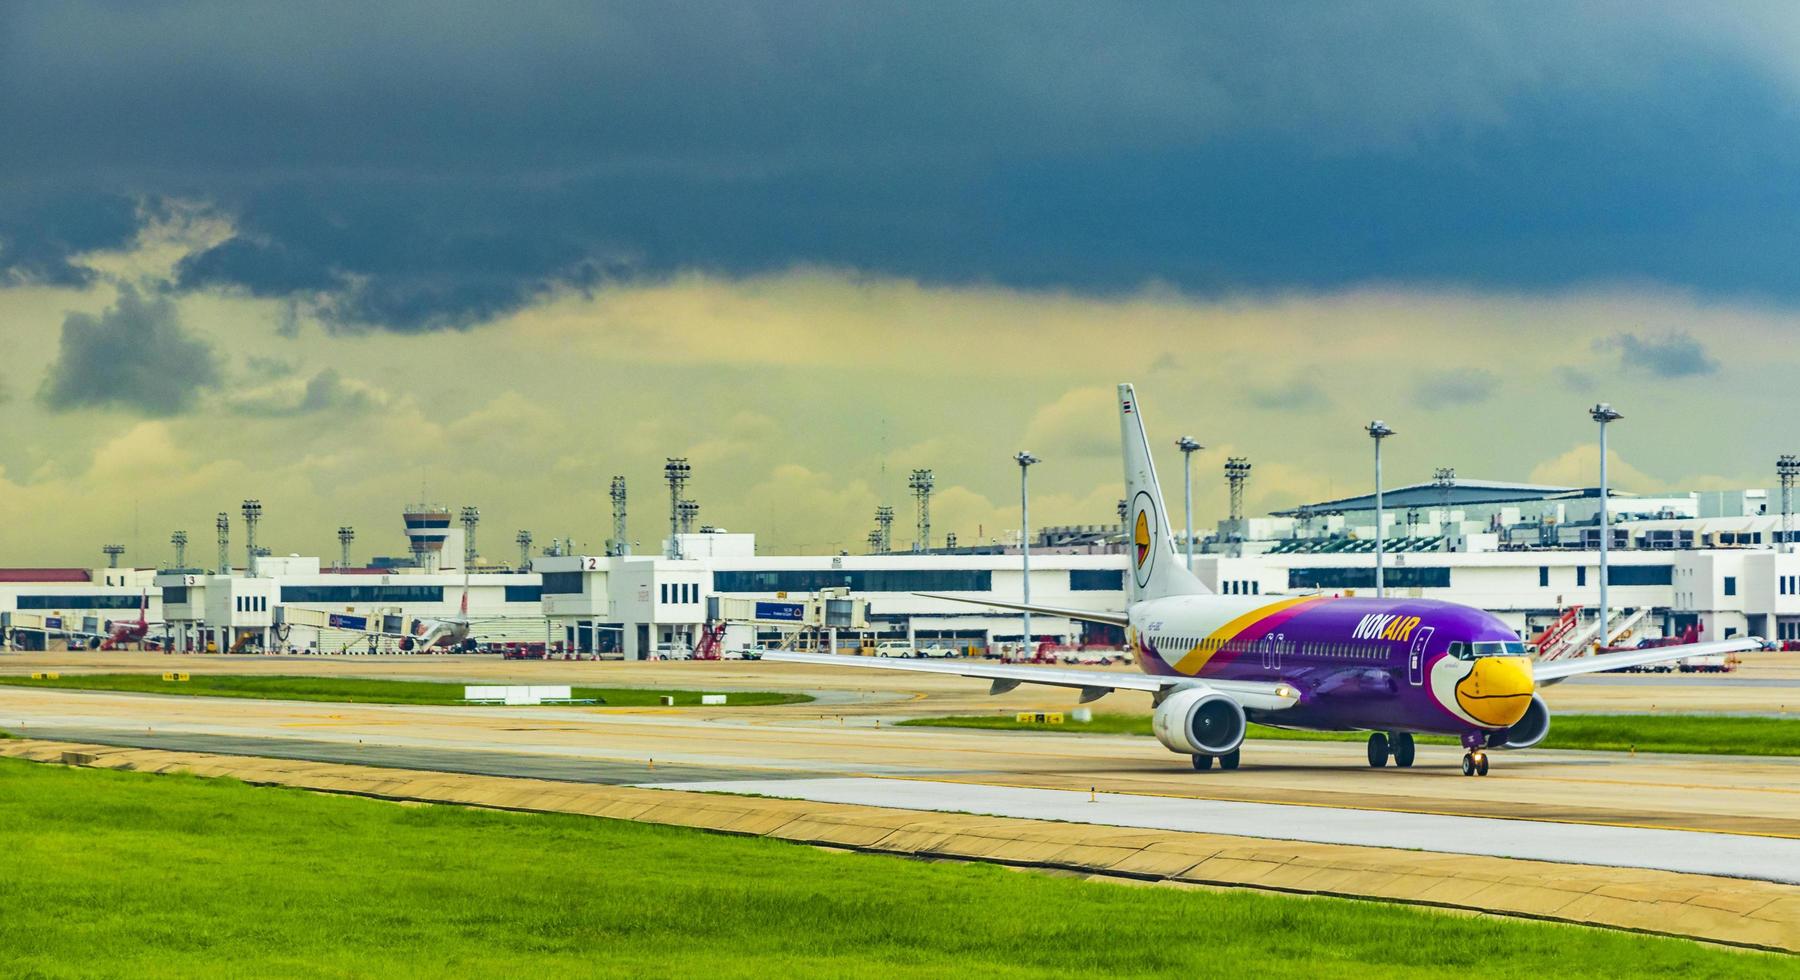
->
[1247,379,1331,413]
[38,286,221,415]
[230,368,379,417]
[1411,368,1499,408]
[244,355,298,379]
[8,4,1800,328]
[1595,331,1719,378]
[0,193,139,286]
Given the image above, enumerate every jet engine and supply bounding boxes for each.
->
[1152,687,1247,756]
[1490,693,1551,749]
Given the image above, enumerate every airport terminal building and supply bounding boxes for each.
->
[10,477,1800,656]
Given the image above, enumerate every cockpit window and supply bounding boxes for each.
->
[1471,640,1527,658]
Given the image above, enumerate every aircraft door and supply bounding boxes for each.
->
[1407,626,1434,687]
[1261,633,1282,671]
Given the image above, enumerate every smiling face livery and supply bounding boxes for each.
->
[1130,593,1536,736]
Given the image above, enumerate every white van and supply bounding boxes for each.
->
[874,640,956,659]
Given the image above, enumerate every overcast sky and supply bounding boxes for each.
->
[3,2,1798,565]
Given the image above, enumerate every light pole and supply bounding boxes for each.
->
[241,499,262,576]
[1591,404,1623,649]
[1365,421,1395,596]
[1176,436,1203,572]
[1015,451,1040,660]
[1779,455,1799,555]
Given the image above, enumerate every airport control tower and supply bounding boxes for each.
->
[403,501,453,572]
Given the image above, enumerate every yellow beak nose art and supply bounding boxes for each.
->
[1455,656,1534,727]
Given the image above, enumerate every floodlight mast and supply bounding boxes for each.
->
[1364,421,1395,597]
[1176,436,1203,572]
[1014,452,1040,659]
[1590,403,1623,649]
[908,469,935,552]
[1779,455,1799,555]
[241,499,262,576]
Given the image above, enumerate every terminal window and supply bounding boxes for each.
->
[1724,576,1737,596]
[1607,565,1673,586]
[1069,569,1124,591]
[540,572,582,595]
[17,594,144,610]
[504,585,541,603]
[278,585,445,604]
[712,569,992,593]
[1286,567,1450,590]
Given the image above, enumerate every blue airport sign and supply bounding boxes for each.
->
[328,613,370,631]
[753,601,805,622]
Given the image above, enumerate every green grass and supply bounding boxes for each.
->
[898,712,1800,756]
[0,758,1784,978]
[0,673,810,707]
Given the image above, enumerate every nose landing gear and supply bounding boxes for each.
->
[1460,751,1490,776]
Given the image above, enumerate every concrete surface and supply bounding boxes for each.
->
[652,776,1800,883]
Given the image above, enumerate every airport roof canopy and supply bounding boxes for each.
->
[1272,479,1583,517]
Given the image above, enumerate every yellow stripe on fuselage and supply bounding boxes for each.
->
[1171,594,1324,675]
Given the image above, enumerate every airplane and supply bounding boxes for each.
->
[766,382,1763,776]
[398,587,477,652]
[81,593,165,650]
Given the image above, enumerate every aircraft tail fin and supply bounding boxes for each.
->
[1118,383,1209,603]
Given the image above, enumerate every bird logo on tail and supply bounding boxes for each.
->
[1134,509,1151,567]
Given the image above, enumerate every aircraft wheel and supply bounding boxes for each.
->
[1461,753,1476,776]
[1366,732,1389,768]
[1476,752,1490,777]
[1218,748,1241,771]
[1191,753,1214,771]
[1391,733,1415,768]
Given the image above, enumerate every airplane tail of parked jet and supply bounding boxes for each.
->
[1118,382,1209,603]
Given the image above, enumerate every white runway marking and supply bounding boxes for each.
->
[641,776,1800,884]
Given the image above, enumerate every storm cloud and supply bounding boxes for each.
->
[1412,368,1500,408]
[229,368,381,417]
[1595,331,1720,378]
[38,286,222,415]
[9,3,1800,330]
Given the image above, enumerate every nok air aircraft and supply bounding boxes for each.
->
[770,383,1761,776]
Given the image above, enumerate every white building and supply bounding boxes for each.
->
[0,567,162,649]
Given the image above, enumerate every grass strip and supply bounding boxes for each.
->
[898,712,1800,756]
[0,757,1785,978]
[0,673,809,707]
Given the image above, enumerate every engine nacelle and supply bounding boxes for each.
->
[1152,686,1247,756]
[1489,693,1551,749]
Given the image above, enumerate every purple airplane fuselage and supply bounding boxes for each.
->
[1130,594,1537,739]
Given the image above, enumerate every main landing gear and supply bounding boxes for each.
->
[1191,748,1241,772]
[1365,732,1415,768]
[1460,751,1490,777]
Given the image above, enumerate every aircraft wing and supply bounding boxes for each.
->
[1533,637,1763,684]
[761,650,1299,711]
[912,592,1129,627]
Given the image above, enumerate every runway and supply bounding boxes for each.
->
[653,776,1800,883]
[4,672,1797,844]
